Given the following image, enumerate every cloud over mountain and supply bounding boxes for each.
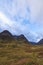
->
[0,0,43,42]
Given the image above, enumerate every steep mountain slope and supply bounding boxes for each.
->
[0,30,13,43]
[0,30,30,44]
[13,34,29,43]
[0,30,12,36]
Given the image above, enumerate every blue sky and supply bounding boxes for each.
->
[0,0,43,42]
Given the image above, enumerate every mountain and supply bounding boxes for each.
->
[37,39,43,45]
[0,30,43,45]
[0,30,13,36]
[13,34,29,44]
[31,39,43,45]
[0,30,13,43]
[0,30,29,44]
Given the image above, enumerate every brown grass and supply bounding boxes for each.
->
[0,41,43,65]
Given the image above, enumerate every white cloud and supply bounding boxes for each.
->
[0,0,43,42]
[0,12,12,25]
[0,0,30,22]
[27,0,43,24]
[0,11,30,35]
[0,0,43,24]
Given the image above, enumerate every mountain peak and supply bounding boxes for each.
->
[0,30,13,42]
[0,30,29,43]
[0,30,12,36]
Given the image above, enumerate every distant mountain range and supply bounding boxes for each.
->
[0,30,29,43]
[0,30,43,45]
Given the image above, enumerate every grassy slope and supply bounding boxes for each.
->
[0,40,43,65]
